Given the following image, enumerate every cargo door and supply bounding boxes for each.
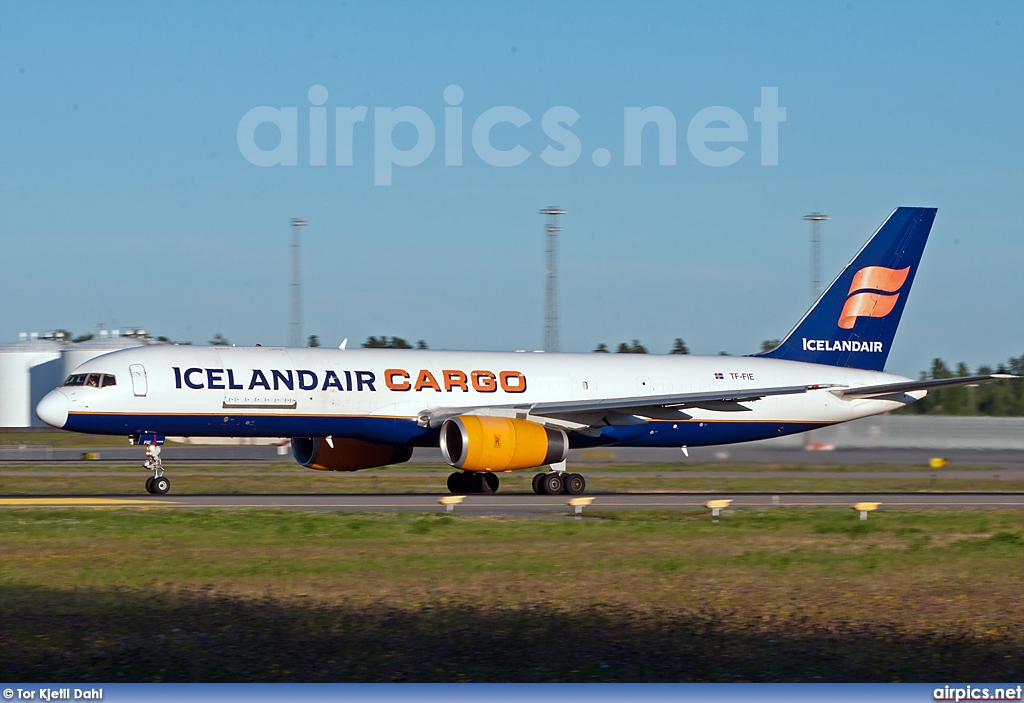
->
[217,348,297,411]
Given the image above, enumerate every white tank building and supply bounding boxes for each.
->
[0,329,153,428]
[59,330,151,386]
[0,334,64,428]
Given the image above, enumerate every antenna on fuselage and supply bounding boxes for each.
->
[339,338,348,350]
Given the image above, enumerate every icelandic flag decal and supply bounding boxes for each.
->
[714,373,724,380]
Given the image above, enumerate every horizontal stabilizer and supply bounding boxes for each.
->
[836,374,1018,400]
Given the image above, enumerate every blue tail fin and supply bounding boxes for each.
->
[758,207,936,372]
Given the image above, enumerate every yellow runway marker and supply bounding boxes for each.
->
[0,498,177,506]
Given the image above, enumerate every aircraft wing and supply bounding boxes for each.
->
[528,384,829,414]
[422,384,832,429]
[421,374,1020,429]
[835,374,1018,400]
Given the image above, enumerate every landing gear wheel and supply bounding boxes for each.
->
[448,472,477,494]
[541,472,564,495]
[481,473,499,494]
[141,440,168,495]
[447,472,462,494]
[532,473,545,494]
[564,473,586,495]
[151,476,170,495]
[447,472,501,494]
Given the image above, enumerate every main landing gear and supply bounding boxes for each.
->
[132,434,170,495]
[532,471,586,496]
[447,471,499,494]
[444,470,587,495]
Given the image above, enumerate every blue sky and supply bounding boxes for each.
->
[1,0,1021,376]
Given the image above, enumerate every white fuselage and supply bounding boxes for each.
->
[36,345,918,450]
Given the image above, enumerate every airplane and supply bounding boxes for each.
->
[36,207,1016,496]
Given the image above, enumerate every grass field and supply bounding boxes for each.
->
[1,507,1022,682]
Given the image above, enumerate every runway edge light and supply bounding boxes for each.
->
[568,496,594,519]
[853,502,881,520]
[705,499,733,523]
[439,495,465,513]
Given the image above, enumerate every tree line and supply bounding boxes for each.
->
[594,338,692,354]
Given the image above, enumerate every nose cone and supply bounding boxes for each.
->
[36,390,69,429]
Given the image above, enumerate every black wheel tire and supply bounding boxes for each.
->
[541,472,563,495]
[152,476,170,495]
[565,473,586,495]
[447,472,462,494]
[532,473,545,494]
[473,473,491,494]
[145,477,155,494]
[482,472,499,494]
[454,472,473,494]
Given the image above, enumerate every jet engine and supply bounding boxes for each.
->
[292,437,413,471]
[439,416,568,471]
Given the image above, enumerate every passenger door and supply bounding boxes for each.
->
[129,364,148,397]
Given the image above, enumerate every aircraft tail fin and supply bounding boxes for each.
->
[757,207,936,372]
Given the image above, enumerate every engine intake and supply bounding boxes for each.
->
[292,437,413,472]
[439,416,568,471]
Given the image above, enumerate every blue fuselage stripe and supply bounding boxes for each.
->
[64,413,829,448]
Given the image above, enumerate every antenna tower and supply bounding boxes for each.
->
[803,212,830,303]
[539,206,566,352]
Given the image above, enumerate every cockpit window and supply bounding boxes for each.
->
[63,373,117,388]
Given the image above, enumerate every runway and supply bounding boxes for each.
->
[2,492,1022,516]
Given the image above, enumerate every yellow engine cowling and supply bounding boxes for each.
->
[439,416,568,471]
[291,437,413,471]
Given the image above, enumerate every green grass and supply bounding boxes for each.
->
[1,508,1022,681]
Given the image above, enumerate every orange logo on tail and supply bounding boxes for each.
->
[838,266,910,329]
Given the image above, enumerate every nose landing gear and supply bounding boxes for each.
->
[132,434,170,495]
